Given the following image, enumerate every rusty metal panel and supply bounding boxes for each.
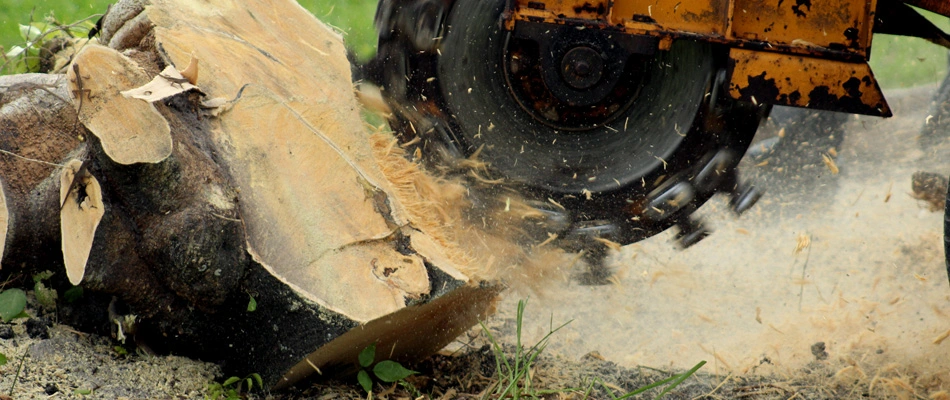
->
[731,0,874,56]
[510,0,612,25]
[510,0,727,36]
[728,48,890,117]
[511,0,874,60]
[609,0,729,36]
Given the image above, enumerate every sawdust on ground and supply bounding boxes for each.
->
[2,84,950,399]
[492,82,950,399]
[0,317,217,398]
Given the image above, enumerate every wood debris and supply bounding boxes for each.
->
[934,329,950,345]
[794,233,810,254]
[821,153,839,175]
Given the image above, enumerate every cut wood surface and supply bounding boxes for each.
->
[59,159,104,285]
[0,0,514,389]
[66,45,172,165]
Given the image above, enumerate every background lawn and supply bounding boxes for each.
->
[0,0,947,87]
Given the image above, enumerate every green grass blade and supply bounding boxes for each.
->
[479,320,513,397]
[514,299,525,388]
[597,379,623,400]
[653,360,707,400]
[612,374,681,399]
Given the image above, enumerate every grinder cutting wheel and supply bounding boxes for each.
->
[366,0,769,251]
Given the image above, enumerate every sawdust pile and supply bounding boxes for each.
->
[370,132,585,293]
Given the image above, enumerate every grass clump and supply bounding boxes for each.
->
[479,299,571,398]
[479,299,705,399]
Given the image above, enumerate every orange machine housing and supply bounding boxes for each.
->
[506,0,949,117]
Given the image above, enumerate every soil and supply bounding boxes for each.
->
[2,83,950,399]
[491,82,950,398]
[0,317,218,398]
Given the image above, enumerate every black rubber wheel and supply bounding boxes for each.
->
[439,1,711,197]
[433,0,768,244]
[945,174,950,286]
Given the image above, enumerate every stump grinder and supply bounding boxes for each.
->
[363,0,950,260]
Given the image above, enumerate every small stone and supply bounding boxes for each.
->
[0,324,14,339]
[911,171,948,211]
[810,341,828,361]
[44,383,59,395]
[25,317,52,339]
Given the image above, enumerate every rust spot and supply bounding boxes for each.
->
[681,9,720,23]
[574,2,606,15]
[527,1,545,10]
[806,78,881,115]
[736,72,780,103]
[842,77,862,98]
[631,14,656,23]
[777,90,802,105]
[383,267,396,277]
[844,27,860,48]
[792,0,811,17]
[827,42,849,51]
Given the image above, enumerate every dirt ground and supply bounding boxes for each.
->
[492,82,950,398]
[2,84,949,399]
[0,321,219,398]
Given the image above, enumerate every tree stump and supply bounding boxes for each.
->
[0,0,507,389]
